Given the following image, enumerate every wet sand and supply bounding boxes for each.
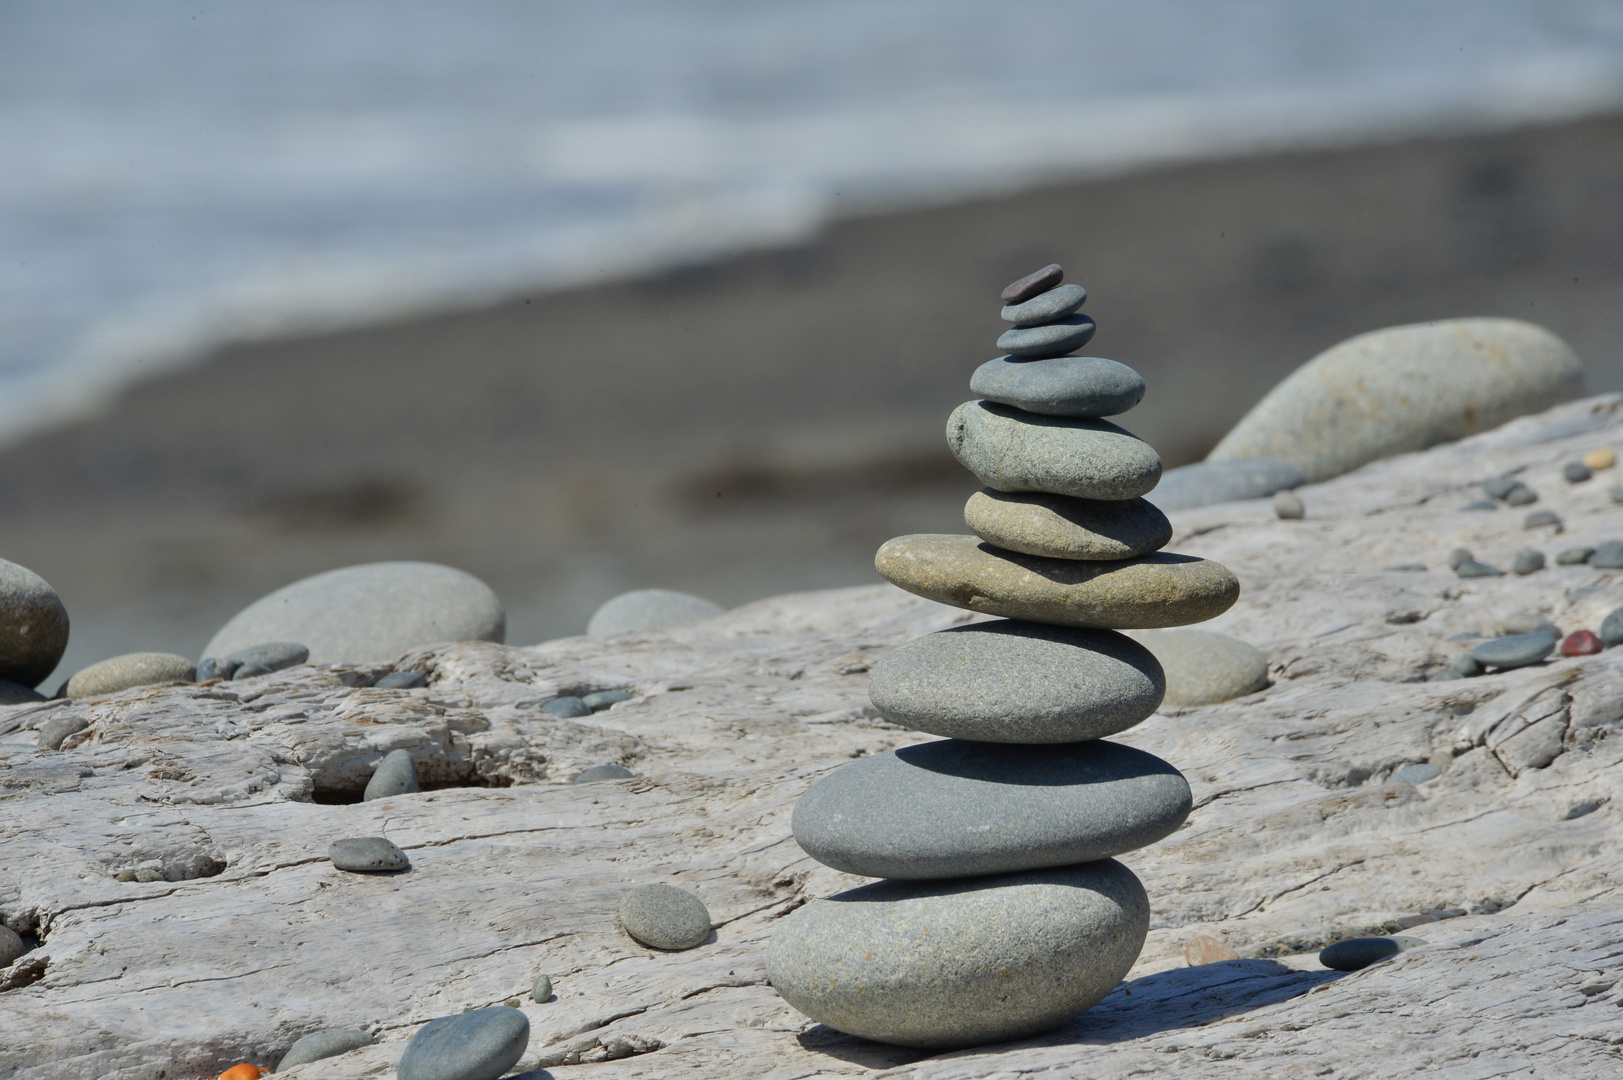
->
[4,111,1622,683]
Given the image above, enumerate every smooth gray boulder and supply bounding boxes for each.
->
[618,883,711,950]
[64,653,194,699]
[947,401,1162,501]
[275,1029,374,1072]
[397,1007,529,1080]
[1471,632,1556,670]
[362,749,420,801]
[1132,629,1270,706]
[766,860,1149,1050]
[1209,319,1584,482]
[0,558,69,689]
[969,355,1144,417]
[867,621,1164,743]
[587,589,722,637]
[1145,459,1305,512]
[792,740,1190,880]
[203,563,503,664]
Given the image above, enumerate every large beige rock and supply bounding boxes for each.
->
[1209,318,1583,482]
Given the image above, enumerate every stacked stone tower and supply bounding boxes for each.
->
[766,265,1240,1049]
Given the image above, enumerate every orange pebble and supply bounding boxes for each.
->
[218,1065,261,1080]
[1584,448,1616,471]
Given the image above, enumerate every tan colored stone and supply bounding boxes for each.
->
[964,490,1171,560]
[64,652,195,699]
[1584,447,1616,470]
[874,534,1239,629]
[1134,629,1270,706]
[1183,934,1240,966]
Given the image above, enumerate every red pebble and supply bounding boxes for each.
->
[1561,630,1604,656]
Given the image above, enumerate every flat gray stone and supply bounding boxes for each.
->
[1319,936,1426,972]
[964,490,1170,561]
[1456,559,1503,578]
[1471,632,1556,670]
[397,1007,529,1080]
[1511,549,1546,575]
[969,355,1144,418]
[328,836,410,873]
[1001,263,1062,304]
[1565,461,1593,482]
[0,679,45,705]
[792,739,1189,879]
[204,562,504,664]
[765,860,1149,1050]
[541,696,591,718]
[1557,546,1595,565]
[573,763,635,783]
[209,641,308,682]
[1389,763,1442,785]
[582,689,632,710]
[947,401,1162,501]
[363,749,420,801]
[374,671,427,689]
[1599,607,1623,647]
[1001,283,1086,327]
[0,558,69,689]
[1505,484,1539,506]
[996,314,1097,359]
[276,1029,374,1072]
[64,653,195,699]
[1209,318,1584,482]
[587,589,723,637]
[618,883,710,950]
[0,924,26,967]
[1483,474,1522,499]
[37,715,89,750]
[1524,509,1562,529]
[1145,459,1305,512]
[867,621,1164,743]
[1590,542,1623,569]
[1461,499,1499,511]
[1133,629,1270,706]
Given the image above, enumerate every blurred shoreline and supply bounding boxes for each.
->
[3,110,1623,685]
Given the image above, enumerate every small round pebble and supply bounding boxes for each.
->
[582,689,632,711]
[1471,632,1557,670]
[531,973,553,1002]
[1001,283,1086,327]
[397,1007,529,1080]
[573,763,635,783]
[1388,763,1441,785]
[1564,461,1593,482]
[1590,541,1623,569]
[1523,509,1561,529]
[37,715,90,750]
[1446,548,1473,570]
[1504,484,1538,506]
[996,314,1097,359]
[1001,263,1063,304]
[1511,549,1545,575]
[1273,490,1305,519]
[1459,500,1498,511]
[363,749,420,801]
[1600,606,1623,646]
[374,671,427,689]
[1455,559,1503,578]
[276,1029,375,1072]
[541,696,591,718]
[1482,475,1520,499]
[1562,630,1605,656]
[1585,448,1616,470]
[328,836,410,873]
[1319,935,1426,971]
[618,883,711,950]
[0,559,70,689]
[0,924,27,967]
[1447,653,1481,678]
[1557,546,1595,565]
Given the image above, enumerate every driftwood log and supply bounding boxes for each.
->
[4,395,1623,1079]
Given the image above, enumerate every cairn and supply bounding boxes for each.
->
[766,264,1240,1049]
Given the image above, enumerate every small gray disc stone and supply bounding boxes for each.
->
[64,652,195,699]
[766,860,1149,1050]
[948,401,1162,501]
[996,314,1097,359]
[969,355,1144,418]
[573,763,635,783]
[867,621,1164,743]
[1133,629,1270,706]
[1000,282,1086,327]
[540,695,591,718]
[586,589,723,637]
[329,836,410,873]
[1001,263,1063,304]
[618,883,711,950]
[1455,559,1504,578]
[0,558,70,689]
[1470,632,1556,670]
[397,1007,529,1080]
[363,749,421,801]
[963,490,1171,561]
[792,739,1190,880]
[582,689,632,710]
[1144,459,1305,512]
[1319,935,1426,971]
[277,1029,375,1072]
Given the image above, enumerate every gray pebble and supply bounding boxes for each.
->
[1523,509,1562,529]
[1471,632,1557,670]
[0,679,45,705]
[1599,607,1623,647]
[573,763,635,783]
[1001,283,1086,327]
[1135,629,1270,707]
[64,653,195,699]
[1447,653,1482,679]
[1446,548,1473,570]
[587,588,723,637]
[541,696,591,718]
[1482,475,1521,499]
[965,490,1170,561]
[223,641,309,678]
[374,671,427,689]
[1564,461,1593,482]
[37,715,90,750]
[969,355,1144,418]
[1504,484,1538,506]
[276,1029,375,1072]
[1590,541,1623,569]
[328,836,410,873]
[1387,563,1427,572]
[619,883,711,950]
[531,973,553,1002]
[1556,547,1596,565]
[0,924,28,967]
[1001,263,1063,304]
[363,749,420,801]
[582,689,632,710]
[1388,763,1442,785]
[397,1007,529,1080]
[1510,549,1545,575]
[1273,489,1305,519]
[1459,500,1498,511]
[995,314,1097,359]
[1320,935,1426,971]
[948,401,1161,501]
[195,656,240,681]
[0,559,70,689]
[1455,559,1503,578]
[1145,459,1304,512]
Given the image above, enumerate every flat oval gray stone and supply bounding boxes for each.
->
[277,1029,374,1072]
[397,1007,529,1080]
[1470,632,1556,669]
[37,715,90,750]
[1001,263,1062,304]
[1132,629,1269,706]
[996,314,1097,359]
[0,559,69,689]
[374,671,427,689]
[587,589,723,637]
[792,739,1189,879]
[1000,283,1086,327]
[582,689,632,710]
[363,749,421,801]
[1319,935,1426,972]
[1455,559,1503,578]
[329,836,410,873]
[64,653,195,699]
[766,860,1148,1050]
[619,883,710,950]
[948,401,1162,501]
[1145,459,1306,512]
[204,562,503,665]
[1511,549,1546,575]
[1388,763,1442,785]
[541,696,591,718]
[573,763,635,783]
[1601,606,1623,646]
[964,490,1170,561]
[0,679,46,705]
[969,355,1144,418]
[867,621,1164,743]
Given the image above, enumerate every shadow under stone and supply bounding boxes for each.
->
[795,1025,931,1069]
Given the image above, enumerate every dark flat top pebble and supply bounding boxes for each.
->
[1564,461,1593,482]
[1319,935,1425,971]
[1001,263,1062,304]
[1482,475,1520,499]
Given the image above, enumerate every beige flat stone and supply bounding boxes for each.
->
[875,534,1239,628]
[964,489,1171,560]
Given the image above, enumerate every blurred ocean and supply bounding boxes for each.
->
[5,0,1623,445]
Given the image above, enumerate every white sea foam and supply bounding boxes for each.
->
[3,0,1622,444]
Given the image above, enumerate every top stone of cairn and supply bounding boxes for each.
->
[1001,262,1064,304]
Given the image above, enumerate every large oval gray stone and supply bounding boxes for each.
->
[64,653,195,699]
[964,489,1170,560]
[1209,319,1584,483]
[766,860,1148,1049]
[1000,283,1086,327]
[947,401,1162,501]
[0,559,69,689]
[1470,632,1555,670]
[397,1007,529,1080]
[1145,459,1306,512]
[587,589,723,637]
[204,562,504,664]
[277,1029,374,1072]
[793,739,1190,879]
[1132,629,1270,706]
[867,621,1164,743]
[969,355,1144,418]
